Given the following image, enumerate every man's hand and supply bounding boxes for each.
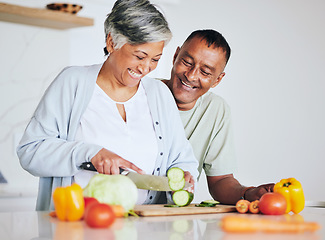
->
[244,183,275,202]
[91,148,145,175]
[184,171,195,193]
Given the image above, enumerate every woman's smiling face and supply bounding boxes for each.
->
[107,39,164,88]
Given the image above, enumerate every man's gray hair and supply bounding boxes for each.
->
[104,0,172,54]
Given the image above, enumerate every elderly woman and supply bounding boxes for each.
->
[17,0,198,211]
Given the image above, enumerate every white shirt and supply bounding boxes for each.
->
[74,82,158,204]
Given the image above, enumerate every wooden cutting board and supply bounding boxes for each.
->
[134,204,236,217]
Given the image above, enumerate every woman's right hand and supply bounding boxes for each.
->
[91,148,145,175]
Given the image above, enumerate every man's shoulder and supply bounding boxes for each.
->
[200,91,229,108]
[142,77,169,90]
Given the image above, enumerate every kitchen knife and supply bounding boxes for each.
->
[79,162,191,191]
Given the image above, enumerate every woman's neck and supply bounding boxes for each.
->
[97,61,139,103]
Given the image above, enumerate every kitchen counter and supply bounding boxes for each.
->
[0,207,323,240]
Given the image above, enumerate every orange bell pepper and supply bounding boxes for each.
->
[274,178,305,214]
[52,183,85,221]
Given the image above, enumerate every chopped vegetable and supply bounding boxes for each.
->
[83,174,138,213]
[52,183,85,221]
[169,178,185,191]
[221,215,321,233]
[167,168,194,206]
[195,200,220,207]
[274,177,305,214]
[172,190,193,207]
[167,167,184,182]
[168,167,186,191]
[249,200,260,214]
[164,204,181,207]
[235,199,250,214]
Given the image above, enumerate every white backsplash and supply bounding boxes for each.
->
[0,21,70,196]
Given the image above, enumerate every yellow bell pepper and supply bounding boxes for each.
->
[53,183,85,221]
[274,178,305,214]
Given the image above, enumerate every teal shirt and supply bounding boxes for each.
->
[179,91,237,179]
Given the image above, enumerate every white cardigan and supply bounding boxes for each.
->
[17,63,199,210]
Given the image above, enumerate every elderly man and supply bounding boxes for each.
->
[163,29,274,204]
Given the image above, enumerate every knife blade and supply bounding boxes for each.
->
[122,171,172,191]
[79,162,191,191]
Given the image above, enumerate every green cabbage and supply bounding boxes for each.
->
[83,174,138,212]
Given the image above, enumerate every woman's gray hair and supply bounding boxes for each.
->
[103,0,172,55]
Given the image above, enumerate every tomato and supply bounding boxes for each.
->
[259,192,287,215]
[84,197,99,210]
[84,203,116,228]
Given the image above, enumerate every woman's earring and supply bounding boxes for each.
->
[103,47,110,56]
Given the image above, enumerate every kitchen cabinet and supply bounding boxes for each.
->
[0,3,94,29]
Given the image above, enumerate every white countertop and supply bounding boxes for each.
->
[0,207,324,240]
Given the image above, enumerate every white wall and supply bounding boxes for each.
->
[0,0,324,204]
[0,21,70,197]
[161,0,325,202]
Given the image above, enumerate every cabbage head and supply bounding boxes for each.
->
[83,174,138,212]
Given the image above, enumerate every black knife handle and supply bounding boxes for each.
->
[80,162,97,171]
[80,162,124,174]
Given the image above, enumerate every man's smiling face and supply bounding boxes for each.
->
[168,36,227,111]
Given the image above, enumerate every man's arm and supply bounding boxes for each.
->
[207,174,274,205]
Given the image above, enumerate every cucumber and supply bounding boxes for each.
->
[167,167,185,182]
[172,190,194,207]
[202,199,219,204]
[168,178,185,191]
[168,168,194,206]
[164,204,180,207]
[195,199,220,207]
[167,167,186,191]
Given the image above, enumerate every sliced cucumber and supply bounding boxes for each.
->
[202,199,219,204]
[195,199,220,207]
[167,167,186,191]
[172,190,194,207]
[167,167,184,182]
[168,178,185,191]
[164,204,180,207]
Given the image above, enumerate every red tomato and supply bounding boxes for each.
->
[259,192,287,215]
[84,197,99,210]
[84,203,116,228]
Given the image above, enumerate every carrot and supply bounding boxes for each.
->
[221,215,321,233]
[249,200,260,214]
[49,211,57,218]
[236,199,250,213]
[110,205,126,218]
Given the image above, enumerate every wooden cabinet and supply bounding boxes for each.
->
[0,3,94,29]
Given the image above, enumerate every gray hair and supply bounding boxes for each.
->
[103,0,172,54]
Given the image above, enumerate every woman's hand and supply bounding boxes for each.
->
[184,171,195,193]
[91,148,145,175]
